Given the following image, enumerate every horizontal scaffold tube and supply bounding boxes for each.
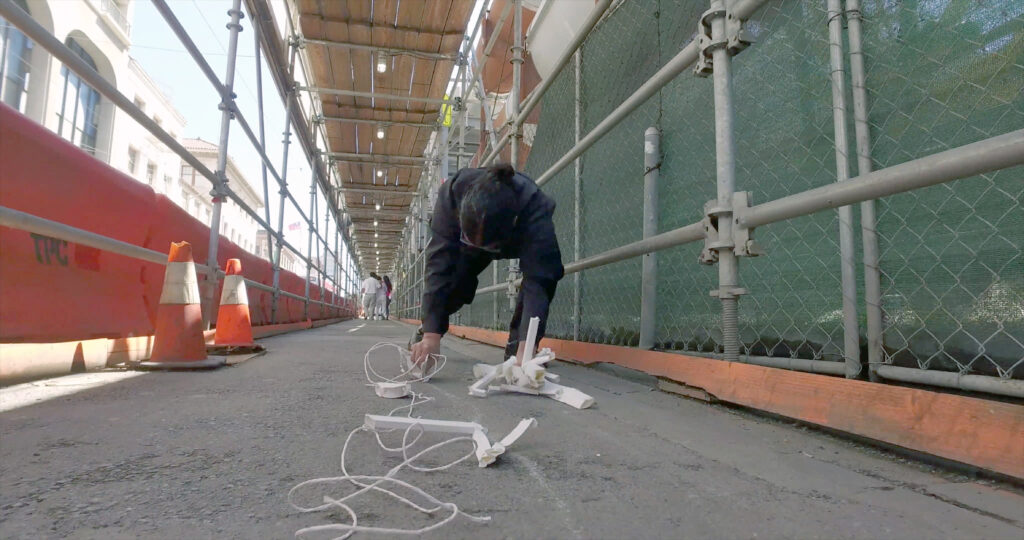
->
[474,129,1024,296]
[875,365,1024,399]
[531,0,772,186]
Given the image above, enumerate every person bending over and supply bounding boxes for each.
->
[409,164,564,366]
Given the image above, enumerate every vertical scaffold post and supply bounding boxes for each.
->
[205,0,244,328]
[271,37,299,323]
[640,127,660,350]
[573,50,582,342]
[827,0,863,378]
[846,0,883,381]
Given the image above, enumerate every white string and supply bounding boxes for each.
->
[288,343,490,538]
[362,342,447,387]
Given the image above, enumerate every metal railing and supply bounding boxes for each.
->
[392,0,1024,399]
[0,0,358,321]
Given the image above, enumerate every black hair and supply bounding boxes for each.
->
[370,272,380,280]
[459,164,518,246]
[383,275,392,288]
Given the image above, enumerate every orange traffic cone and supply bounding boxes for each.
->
[213,258,257,348]
[136,241,224,369]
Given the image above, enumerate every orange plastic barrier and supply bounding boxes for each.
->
[0,103,354,343]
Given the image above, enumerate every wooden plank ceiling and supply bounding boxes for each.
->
[298,0,475,273]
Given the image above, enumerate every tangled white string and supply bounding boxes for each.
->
[288,343,489,538]
[362,342,446,387]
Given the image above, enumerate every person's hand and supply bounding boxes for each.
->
[410,332,442,366]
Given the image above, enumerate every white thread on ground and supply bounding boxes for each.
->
[288,342,490,537]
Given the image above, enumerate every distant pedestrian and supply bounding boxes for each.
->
[374,273,387,320]
[360,272,381,320]
[382,275,393,319]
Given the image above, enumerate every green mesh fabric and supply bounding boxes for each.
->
[442,0,1023,378]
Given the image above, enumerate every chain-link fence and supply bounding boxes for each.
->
[402,0,1023,390]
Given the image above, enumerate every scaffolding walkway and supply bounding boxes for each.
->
[1,320,1021,538]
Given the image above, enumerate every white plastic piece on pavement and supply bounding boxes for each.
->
[472,430,504,468]
[522,362,546,387]
[498,418,538,447]
[469,357,514,397]
[364,414,486,435]
[469,369,500,397]
[521,316,540,364]
[404,353,439,381]
[538,381,595,409]
[543,372,561,383]
[497,384,540,395]
[373,382,411,399]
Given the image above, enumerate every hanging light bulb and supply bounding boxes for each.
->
[375,202,381,211]
[375,242,378,248]
[376,52,388,73]
[374,232,379,238]
[373,219,378,227]
[376,169,383,178]
[376,125,385,139]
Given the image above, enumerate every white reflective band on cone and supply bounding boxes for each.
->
[220,274,249,305]
[159,261,201,305]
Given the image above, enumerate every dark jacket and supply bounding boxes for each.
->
[421,168,564,338]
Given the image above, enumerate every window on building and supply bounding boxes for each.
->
[57,38,101,155]
[145,162,155,184]
[0,0,33,113]
[134,96,145,113]
[154,116,162,129]
[127,147,138,174]
[184,194,191,212]
[180,164,195,186]
[164,175,172,194]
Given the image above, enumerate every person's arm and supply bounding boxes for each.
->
[515,196,565,353]
[420,172,464,338]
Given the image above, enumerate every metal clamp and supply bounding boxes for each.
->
[699,191,763,265]
[694,6,754,77]
[730,191,764,258]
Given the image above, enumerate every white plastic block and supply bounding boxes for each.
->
[498,418,538,447]
[469,358,515,397]
[373,382,411,399]
[404,354,438,381]
[497,384,540,395]
[521,316,540,364]
[473,429,504,468]
[538,381,594,409]
[364,414,485,435]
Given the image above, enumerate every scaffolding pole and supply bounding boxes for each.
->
[827,0,862,378]
[846,0,884,381]
[205,0,245,328]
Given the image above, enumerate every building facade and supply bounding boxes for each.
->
[0,0,263,254]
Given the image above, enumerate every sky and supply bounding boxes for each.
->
[125,0,488,282]
[127,0,340,273]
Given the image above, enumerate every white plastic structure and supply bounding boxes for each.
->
[468,325,595,410]
[373,381,411,399]
[364,414,537,468]
[521,315,540,364]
